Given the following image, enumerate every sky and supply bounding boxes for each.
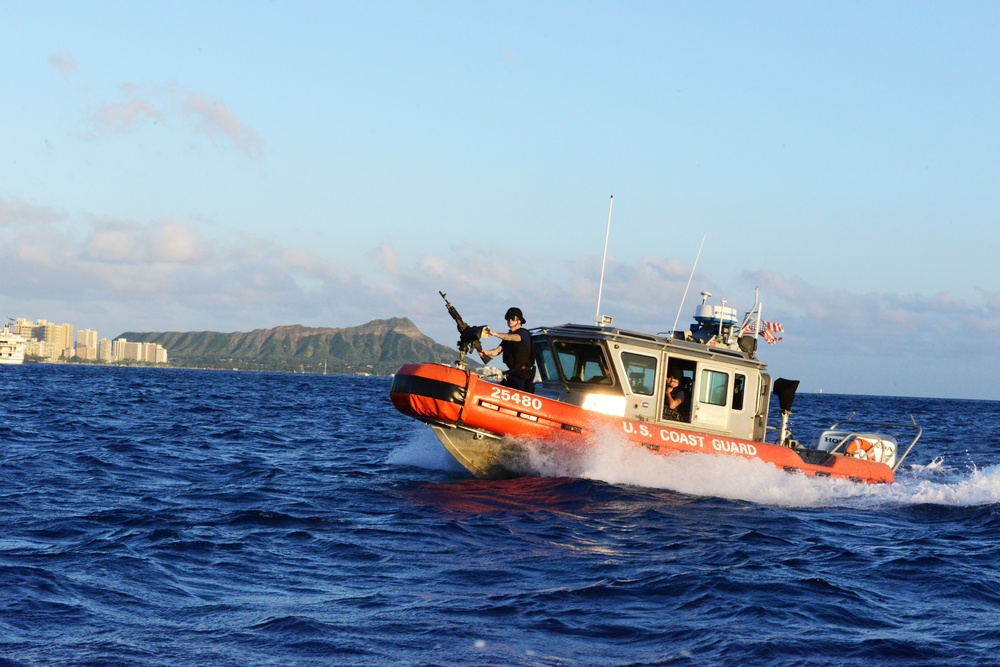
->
[1,1,998,399]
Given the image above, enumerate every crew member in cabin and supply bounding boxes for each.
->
[482,307,536,393]
[664,370,688,421]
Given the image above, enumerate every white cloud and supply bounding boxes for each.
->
[0,198,64,228]
[95,99,162,133]
[0,196,376,333]
[1,195,997,398]
[83,82,262,160]
[418,255,447,275]
[82,217,208,265]
[49,52,77,75]
[373,243,399,276]
[182,92,263,159]
[150,219,208,264]
[745,268,1000,354]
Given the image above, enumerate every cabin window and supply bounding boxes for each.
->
[534,340,560,383]
[553,340,613,385]
[621,352,657,396]
[699,369,729,407]
[733,374,746,411]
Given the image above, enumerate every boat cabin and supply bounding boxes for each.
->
[528,307,772,443]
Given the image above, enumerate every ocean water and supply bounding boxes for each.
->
[2,364,1000,666]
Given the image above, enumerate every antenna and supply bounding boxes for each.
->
[594,195,614,325]
[671,234,707,334]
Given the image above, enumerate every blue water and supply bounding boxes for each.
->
[2,364,1000,666]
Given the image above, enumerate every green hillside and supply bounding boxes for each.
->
[118,317,464,374]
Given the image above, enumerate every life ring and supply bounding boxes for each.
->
[846,437,883,463]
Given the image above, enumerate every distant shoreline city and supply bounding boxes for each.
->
[3,315,464,374]
[7,317,167,364]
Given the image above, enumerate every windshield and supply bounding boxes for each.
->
[550,340,613,385]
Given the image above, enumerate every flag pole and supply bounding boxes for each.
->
[754,287,762,341]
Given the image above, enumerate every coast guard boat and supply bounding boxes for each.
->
[391,292,921,484]
[0,320,26,365]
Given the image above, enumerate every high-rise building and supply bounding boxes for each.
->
[76,329,98,360]
[111,338,168,364]
[32,320,74,359]
[11,319,167,365]
[14,318,33,338]
[25,339,55,358]
[77,329,98,348]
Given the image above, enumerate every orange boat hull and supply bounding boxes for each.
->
[390,362,893,484]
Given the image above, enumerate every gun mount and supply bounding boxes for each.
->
[439,291,489,367]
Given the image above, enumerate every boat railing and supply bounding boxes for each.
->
[824,413,922,472]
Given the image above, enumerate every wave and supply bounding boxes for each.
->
[392,424,1000,509]
[386,426,466,473]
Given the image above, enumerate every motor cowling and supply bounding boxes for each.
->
[816,430,898,468]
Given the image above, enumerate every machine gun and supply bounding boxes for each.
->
[439,291,490,366]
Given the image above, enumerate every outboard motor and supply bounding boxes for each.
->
[816,430,899,468]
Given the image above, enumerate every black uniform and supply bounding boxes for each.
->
[501,329,535,393]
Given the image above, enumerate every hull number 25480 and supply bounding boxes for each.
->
[490,386,544,411]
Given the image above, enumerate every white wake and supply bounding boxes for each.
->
[391,424,1000,508]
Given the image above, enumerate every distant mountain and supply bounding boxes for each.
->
[118,317,465,375]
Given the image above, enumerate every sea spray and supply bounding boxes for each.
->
[386,425,466,473]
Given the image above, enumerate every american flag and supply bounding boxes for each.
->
[742,320,784,345]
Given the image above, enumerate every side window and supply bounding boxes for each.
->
[621,352,657,396]
[699,369,729,407]
[553,341,613,385]
[535,340,560,383]
[733,374,746,411]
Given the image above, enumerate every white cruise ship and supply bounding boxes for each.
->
[0,322,27,365]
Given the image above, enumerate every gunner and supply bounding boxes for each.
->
[482,307,535,393]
